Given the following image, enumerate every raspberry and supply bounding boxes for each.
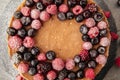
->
[79,49,89,61]
[33,74,44,80]
[40,11,50,21]
[31,9,40,19]
[12,19,22,29]
[85,68,95,79]
[97,21,107,29]
[104,11,111,18]
[85,18,96,28]
[64,78,70,80]
[15,74,24,80]
[18,62,29,73]
[47,70,57,80]
[65,59,75,70]
[115,57,120,67]
[37,53,46,61]
[82,42,92,50]
[46,4,57,15]
[33,0,39,2]
[96,55,107,65]
[21,6,31,16]
[110,32,119,40]
[100,37,110,47]
[59,4,69,13]
[88,27,99,38]
[31,20,42,30]
[72,5,83,15]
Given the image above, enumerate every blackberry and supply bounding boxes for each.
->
[58,69,69,80]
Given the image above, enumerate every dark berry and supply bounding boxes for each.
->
[28,67,37,76]
[30,59,39,67]
[14,11,23,19]
[57,12,66,21]
[97,46,106,54]
[82,34,90,42]
[66,11,74,20]
[7,27,17,36]
[83,10,91,19]
[58,69,69,80]
[89,49,98,58]
[91,37,99,45]
[25,0,35,7]
[76,70,84,79]
[31,47,40,56]
[67,0,77,8]
[99,29,107,37]
[24,52,33,61]
[79,0,87,8]
[18,45,27,53]
[36,2,45,11]
[78,62,86,70]
[42,0,53,5]
[80,24,88,34]
[28,28,36,37]
[68,72,76,80]
[46,50,56,60]
[87,60,97,68]
[88,3,98,13]
[118,0,120,6]
[75,14,84,22]
[17,28,27,38]
[74,55,81,64]
[21,16,31,26]
[54,0,63,6]
[94,12,103,22]
[12,52,23,64]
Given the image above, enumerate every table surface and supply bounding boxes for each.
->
[0,0,120,80]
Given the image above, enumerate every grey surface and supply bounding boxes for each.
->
[0,0,120,80]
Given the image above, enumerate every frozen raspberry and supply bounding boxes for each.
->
[40,11,50,21]
[83,42,92,50]
[23,36,35,48]
[96,55,107,65]
[65,59,75,70]
[12,19,22,29]
[21,6,31,16]
[88,27,99,38]
[47,70,57,80]
[52,58,65,71]
[37,53,46,61]
[31,9,40,19]
[110,32,119,40]
[100,37,110,47]
[59,4,69,13]
[115,57,120,67]
[18,62,29,73]
[31,20,42,30]
[104,11,111,18]
[33,0,39,2]
[33,74,44,80]
[85,18,96,28]
[72,5,83,15]
[85,68,95,79]
[64,78,70,80]
[97,21,107,29]
[80,49,89,61]
[46,4,57,15]
[15,74,24,80]
[8,36,22,49]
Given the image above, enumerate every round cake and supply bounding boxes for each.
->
[7,0,111,80]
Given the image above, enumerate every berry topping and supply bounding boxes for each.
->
[57,12,66,21]
[91,37,99,45]
[76,70,84,79]
[36,2,45,11]
[47,70,57,80]
[58,69,69,80]
[85,18,96,28]
[85,68,95,79]
[66,11,74,20]
[18,45,27,53]
[64,78,70,80]
[74,55,81,64]
[17,28,27,38]
[94,12,103,22]
[72,5,83,15]
[78,62,86,70]
[97,21,107,29]
[15,74,24,80]
[46,50,56,60]
[115,57,120,67]
[12,19,22,30]
[97,46,106,54]
[80,24,88,34]
[75,14,84,22]
[21,6,31,16]
[68,72,76,80]
[12,52,22,64]
[30,59,39,67]
[59,4,69,13]
[96,55,107,65]
[88,3,98,13]
[79,49,89,61]
[31,20,42,30]
[110,32,119,40]
[79,0,87,8]
[82,34,90,42]
[8,36,22,49]
[99,29,107,37]
[87,60,97,68]
[100,37,110,47]
[31,9,40,19]
[89,49,98,58]
[18,62,29,73]
[25,0,35,7]
[83,42,92,50]
[28,67,37,76]
[67,0,77,8]
[21,16,31,26]
[31,47,40,56]
[83,10,91,19]
[88,27,99,38]
[54,0,63,6]
[27,28,36,37]
[52,58,65,71]
[46,4,57,15]
[14,11,23,19]
[33,74,44,80]
[33,0,39,2]
[37,53,46,61]
[42,0,53,5]
[7,27,17,36]
[23,36,35,48]
[104,11,111,18]
[23,52,33,61]
[65,59,75,70]
[40,11,50,21]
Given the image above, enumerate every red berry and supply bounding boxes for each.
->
[115,57,120,67]
[40,11,50,21]
[110,32,119,40]
[59,4,69,13]
[18,63,29,73]
[85,68,95,79]
[65,59,75,70]
[47,70,57,80]
[79,49,89,61]
[21,6,31,16]
[16,74,24,80]
[46,4,57,15]
[104,11,110,18]
[33,74,44,80]
[37,53,46,61]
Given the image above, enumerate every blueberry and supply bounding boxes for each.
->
[25,0,35,7]
[97,46,106,54]
[17,28,27,38]
[91,37,99,45]
[79,0,87,8]
[12,52,23,64]
[46,50,56,60]
[24,52,33,61]
[21,16,31,26]
[7,27,17,36]
[82,34,90,42]
[31,47,40,56]
[28,67,37,76]
[99,29,107,37]
[14,11,23,19]
[54,0,63,6]
[80,24,88,34]
[68,72,76,80]
[57,12,66,21]
[30,59,39,67]
[117,0,120,6]
[94,12,103,22]
[83,10,91,19]
[76,70,84,79]
[89,49,98,58]
[18,45,27,53]
[74,55,81,64]
[36,2,45,11]
[75,14,84,22]
[28,28,36,37]
[78,62,86,70]
[66,11,74,20]
[67,0,77,8]
[87,60,97,68]
[58,69,69,80]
